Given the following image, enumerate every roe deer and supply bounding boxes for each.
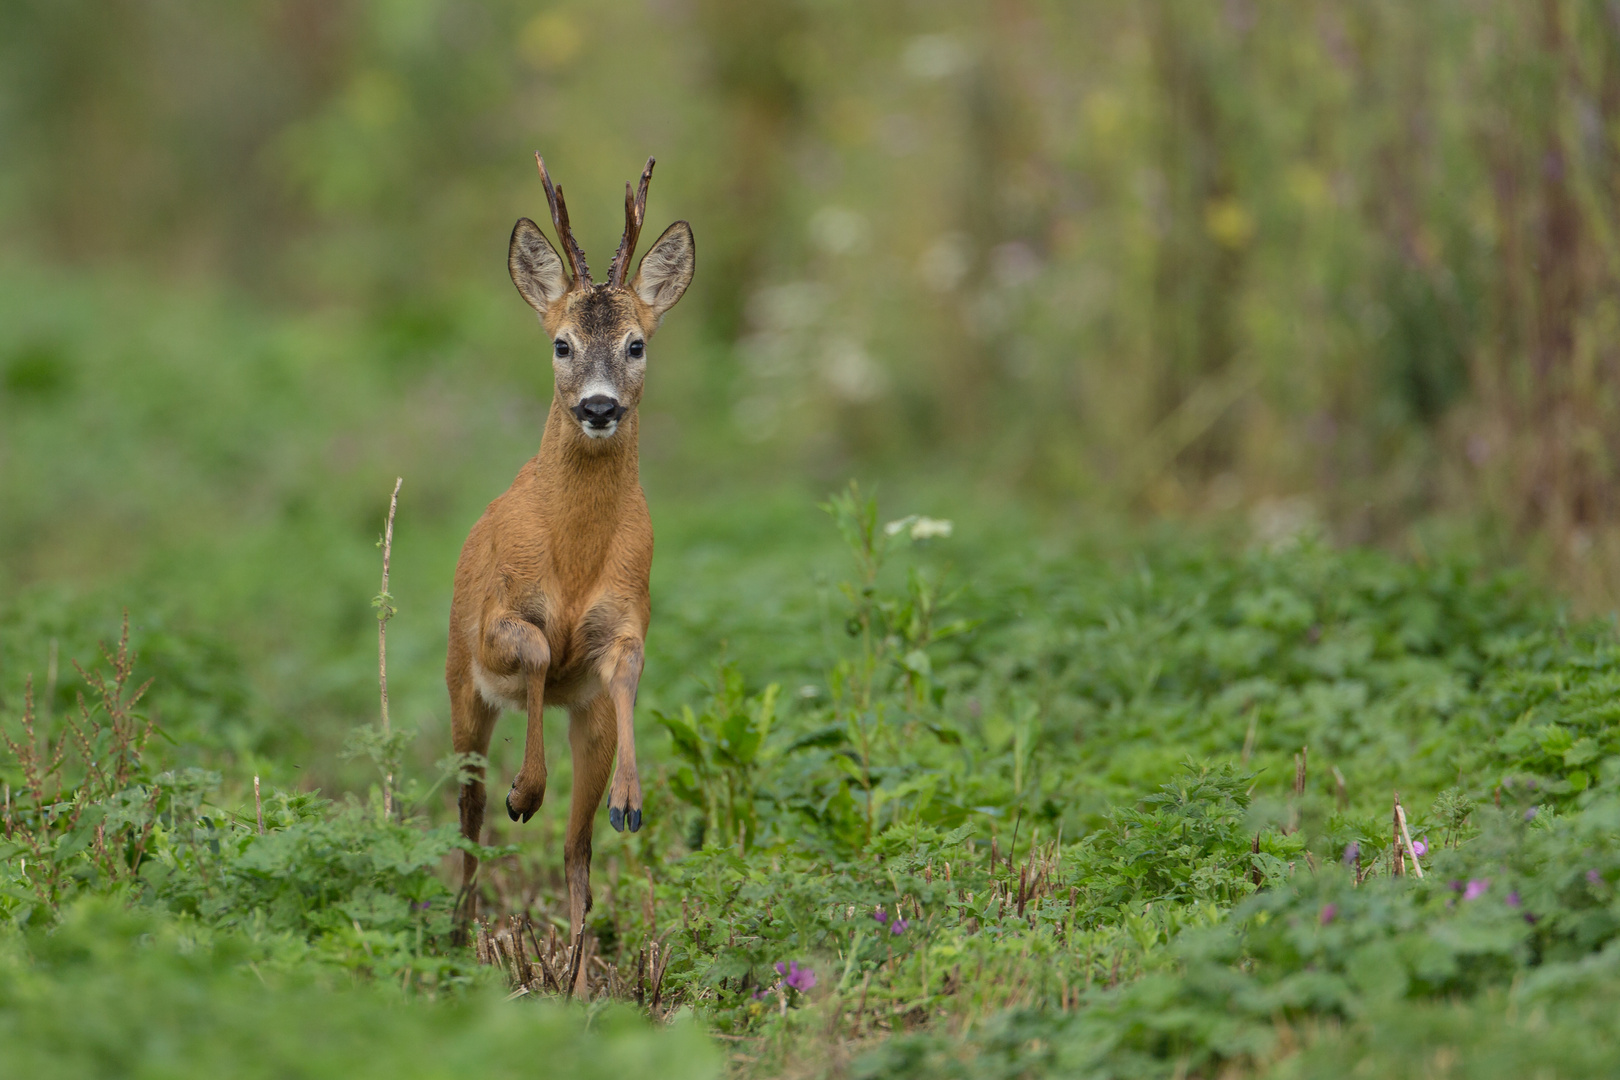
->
[447,155,694,990]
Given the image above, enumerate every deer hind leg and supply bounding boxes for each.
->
[450,675,498,920]
[478,615,551,823]
[601,638,645,833]
[564,693,616,996]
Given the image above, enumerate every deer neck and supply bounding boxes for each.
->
[531,396,641,575]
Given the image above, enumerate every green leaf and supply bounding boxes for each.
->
[1538,725,1575,756]
[718,708,761,766]
[785,725,846,753]
[1565,737,1600,768]
[655,707,707,768]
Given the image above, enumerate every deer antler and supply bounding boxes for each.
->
[608,157,655,289]
[535,153,590,288]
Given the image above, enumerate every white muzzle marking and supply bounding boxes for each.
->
[577,379,621,438]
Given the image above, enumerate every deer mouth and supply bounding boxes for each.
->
[571,393,627,438]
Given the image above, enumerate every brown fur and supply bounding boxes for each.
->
[447,158,693,994]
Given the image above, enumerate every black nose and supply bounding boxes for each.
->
[572,394,624,427]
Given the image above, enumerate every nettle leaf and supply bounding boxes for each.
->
[668,765,705,810]
[53,806,107,862]
[656,707,708,768]
[719,708,762,766]
[1539,725,1575,757]
[832,753,868,785]
[784,724,846,754]
[1565,737,1600,768]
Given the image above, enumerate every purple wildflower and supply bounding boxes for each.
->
[872,910,889,924]
[1505,890,1521,908]
[1411,837,1428,858]
[890,918,910,935]
[1588,869,1604,885]
[1463,878,1490,901]
[1524,807,1538,822]
[775,961,816,992]
[1342,842,1360,866]
[1319,903,1338,925]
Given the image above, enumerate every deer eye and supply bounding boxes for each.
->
[628,340,645,359]
[553,339,571,359]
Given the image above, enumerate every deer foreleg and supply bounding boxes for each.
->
[480,615,551,823]
[601,638,645,833]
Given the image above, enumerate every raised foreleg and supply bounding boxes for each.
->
[477,614,551,823]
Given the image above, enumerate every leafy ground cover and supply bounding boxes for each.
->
[7,481,1620,1077]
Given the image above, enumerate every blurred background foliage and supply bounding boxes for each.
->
[3,0,1620,780]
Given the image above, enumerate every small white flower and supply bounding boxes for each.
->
[884,515,954,540]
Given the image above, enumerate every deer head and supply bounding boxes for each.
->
[508,155,695,441]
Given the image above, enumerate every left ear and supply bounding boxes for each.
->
[631,221,695,320]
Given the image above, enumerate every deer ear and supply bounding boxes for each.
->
[509,218,570,313]
[631,221,695,319]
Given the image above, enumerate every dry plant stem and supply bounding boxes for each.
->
[1395,797,1424,878]
[1392,792,1406,877]
[650,935,671,1016]
[129,785,161,871]
[253,775,265,835]
[525,919,558,992]
[43,638,57,725]
[378,477,402,820]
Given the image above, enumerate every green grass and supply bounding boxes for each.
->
[11,485,1620,1077]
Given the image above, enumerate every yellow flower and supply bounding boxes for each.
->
[1205,198,1255,249]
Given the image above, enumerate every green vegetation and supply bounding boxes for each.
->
[10,474,1620,1076]
[8,1,1620,1075]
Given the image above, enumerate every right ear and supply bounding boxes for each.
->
[631,221,695,319]
[509,218,570,314]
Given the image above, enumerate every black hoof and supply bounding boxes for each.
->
[609,805,624,832]
[506,790,535,824]
[628,808,642,833]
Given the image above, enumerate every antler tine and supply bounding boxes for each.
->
[534,153,590,288]
[608,157,656,289]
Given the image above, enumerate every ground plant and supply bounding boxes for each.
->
[8,478,1620,1079]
